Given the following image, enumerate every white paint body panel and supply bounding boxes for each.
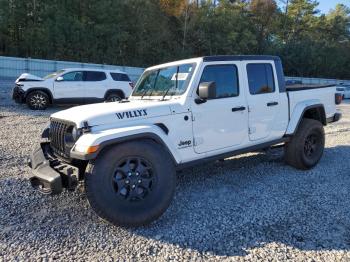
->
[286,86,337,135]
[240,60,289,141]
[191,61,248,153]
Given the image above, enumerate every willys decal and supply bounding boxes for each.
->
[116,109,147,119]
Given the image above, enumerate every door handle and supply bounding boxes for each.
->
[232,106,246,112]
[267,101,278,106]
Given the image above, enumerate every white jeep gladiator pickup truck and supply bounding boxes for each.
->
[28,55,342,227]
[12,68,134,110]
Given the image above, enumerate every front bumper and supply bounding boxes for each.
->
[12,85,25,103]
[28,143,80,194]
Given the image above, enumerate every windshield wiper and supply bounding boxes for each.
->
[162,66,179,101]
[141,71,160,100]
[140,87,150,99]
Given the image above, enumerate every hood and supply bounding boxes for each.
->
[51,100,176,128]
[15,73,43,83]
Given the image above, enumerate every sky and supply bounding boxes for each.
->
[316,0,350,14]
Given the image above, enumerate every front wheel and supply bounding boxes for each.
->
[284,118,325,170]
[26,91,49,110]
[85,140,176,227]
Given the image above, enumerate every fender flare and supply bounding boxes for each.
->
[25,87,54,103]
[70,125,181,164]
[285,102,326,135]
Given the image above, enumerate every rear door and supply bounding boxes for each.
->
[191,62,248,153]
[244,62,281,141]
[53,71,85,102]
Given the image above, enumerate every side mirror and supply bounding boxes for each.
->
[56,76,64,82]
[195,82,216,104]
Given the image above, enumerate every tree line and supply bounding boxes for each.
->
[0,0,349,79]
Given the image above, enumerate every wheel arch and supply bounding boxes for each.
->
[104,89,125,100]
[286,103,326,135]
[25,88,53,103]
[70,126,180,164]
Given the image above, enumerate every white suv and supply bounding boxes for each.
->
[12,68,134,110]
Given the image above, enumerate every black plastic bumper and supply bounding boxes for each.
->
[12,85,25,103]
[29,143,79,194]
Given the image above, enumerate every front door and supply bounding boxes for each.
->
[54,71,85,102]
[191,63,248,154]
[244,62,280,141]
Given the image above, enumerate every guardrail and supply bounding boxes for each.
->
[1,56,349,85]
[285,76,350,86]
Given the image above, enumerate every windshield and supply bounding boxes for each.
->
[132,63,196,97]
[43,69,65,79]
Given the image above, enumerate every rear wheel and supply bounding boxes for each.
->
[26,90,49,110]
[284,118,325,170]
[85,140,176,227]
[105,93,122,102]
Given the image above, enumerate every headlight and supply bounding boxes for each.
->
[71,126,82,141]
[65,126,82,147]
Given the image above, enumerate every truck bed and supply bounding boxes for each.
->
[286,84,335,92]
[287,84,337,124]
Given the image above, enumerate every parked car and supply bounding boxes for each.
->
[336,86,345,99]
[28,55,342,227]
[12,68,134,110]
[339,85,350,99]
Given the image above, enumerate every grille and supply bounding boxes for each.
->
[49,119,73,158]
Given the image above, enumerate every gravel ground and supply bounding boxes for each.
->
[1,81,350,261]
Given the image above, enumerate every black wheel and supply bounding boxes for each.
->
[26,90,49,110]
[105,93,122,102]
[85,140,176,227]
[284,118,325,170]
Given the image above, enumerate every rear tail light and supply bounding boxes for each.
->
[335,93,343,105]
[129,82,134,89]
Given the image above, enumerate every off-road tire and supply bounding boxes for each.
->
[85,140,176,227]
[285,118,325,170]
[26,90,50,110]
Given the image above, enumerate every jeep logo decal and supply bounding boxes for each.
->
[116,109,147,119]
[178,140,192,148]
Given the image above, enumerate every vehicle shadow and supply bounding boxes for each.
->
[131,145,350,256]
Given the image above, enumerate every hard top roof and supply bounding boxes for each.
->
[202,55,281,62]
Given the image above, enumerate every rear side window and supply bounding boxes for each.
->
[199,64,239,98]
[84,71,106,81]
[247,64,275,95]
[110,73,131,82]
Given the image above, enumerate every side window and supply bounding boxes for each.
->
[85,71,107,81]
[247,64,275,95]
[199,64,239,98]
[62,71,83,81]
[110,73,131,82]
